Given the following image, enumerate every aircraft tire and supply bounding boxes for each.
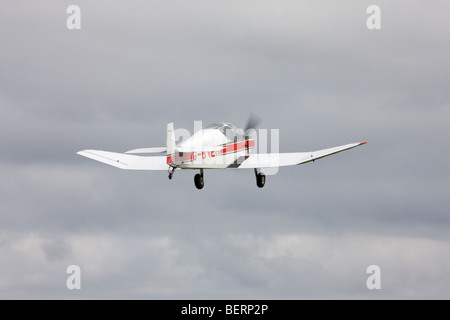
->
[194,174,204,189]
[256,173,265,188]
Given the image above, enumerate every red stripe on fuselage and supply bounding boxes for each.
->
[167,139,255,165]
[221,139,255,155]
[166,152,193,165]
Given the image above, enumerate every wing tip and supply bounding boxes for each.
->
[77,150,93,156]
[359,141,367,145]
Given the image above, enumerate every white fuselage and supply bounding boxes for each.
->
[167,129,255,169]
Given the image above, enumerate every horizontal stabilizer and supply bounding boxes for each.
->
[125,147,167,154]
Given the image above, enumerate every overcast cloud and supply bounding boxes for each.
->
[1,0,449,299]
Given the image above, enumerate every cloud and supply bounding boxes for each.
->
[41,240,72,262]
[0,0,449,299]
[2,232,449,299]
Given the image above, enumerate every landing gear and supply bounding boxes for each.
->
[254,168,265,188]
[256,173,265,188]
[168,167,175,180]
[194,169,204,189]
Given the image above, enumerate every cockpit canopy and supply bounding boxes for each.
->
[203,121,245,142]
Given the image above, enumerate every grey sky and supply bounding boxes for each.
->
[1,0,449,299]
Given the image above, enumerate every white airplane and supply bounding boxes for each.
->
[77,120,366,189]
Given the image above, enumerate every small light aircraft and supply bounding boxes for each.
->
[77,118,366,189]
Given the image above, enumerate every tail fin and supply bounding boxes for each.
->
[166,122,176,155]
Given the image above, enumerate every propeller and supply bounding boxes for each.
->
[244,113,262,138]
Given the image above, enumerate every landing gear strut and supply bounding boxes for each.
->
[168,167,175,180]
[194,169,204,189]
[255,168,265,188]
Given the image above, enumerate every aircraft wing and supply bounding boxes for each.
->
[237,142,366,169]
[77,150,168,170]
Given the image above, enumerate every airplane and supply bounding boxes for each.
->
[77,118,366,189]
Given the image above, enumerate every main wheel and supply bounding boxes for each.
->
[256,173,265,188]
[194,173,204,189]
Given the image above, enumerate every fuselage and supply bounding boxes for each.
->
[167,122,255,169]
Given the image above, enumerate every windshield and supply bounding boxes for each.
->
[203,121,245,142]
